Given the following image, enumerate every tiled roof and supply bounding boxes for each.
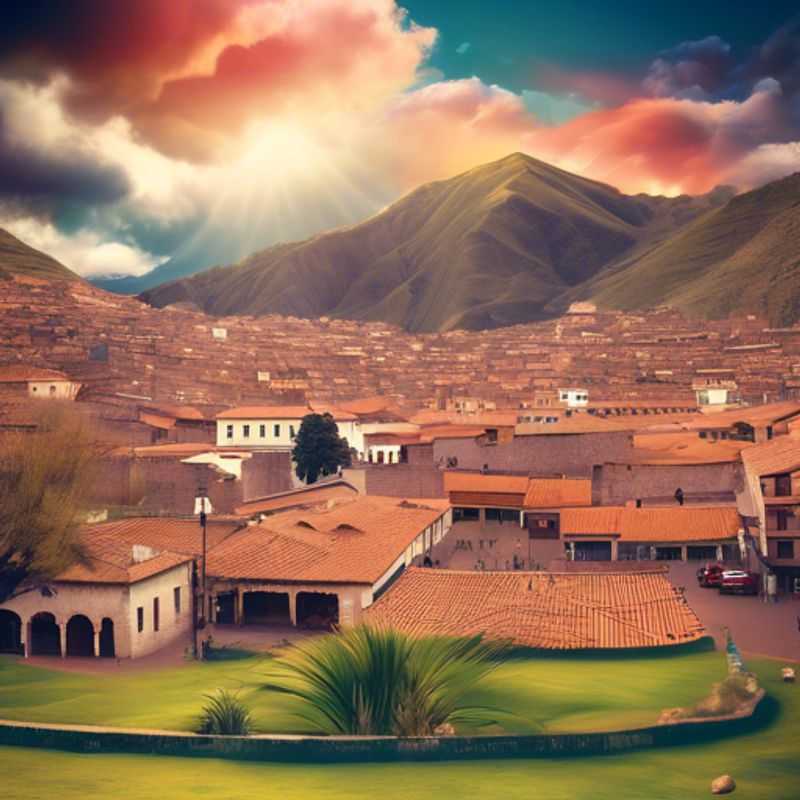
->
[685,401,800,430]
[560,506,742,541]
[524,479,592,508]
[309,403,358,421]
[0,365,70,382]
[410,410,518,427]
[82,517,243,557]
[516,416,635,435]
[108,443,251,459]
[208,496,449,585]
[443,472,530,494]
[741,434,800,476]
[365,568,705,649]
[216,405,311,420]
[56,528,193,585]
[139,411,176,430]
[235,480,359,516]
[631,432,753,464]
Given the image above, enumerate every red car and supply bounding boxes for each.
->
[697,563,725,588]
[719,570,760,595]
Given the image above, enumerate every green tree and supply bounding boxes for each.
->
[0,404,96,603]
[291,412,351,484]
[264,625,508,736]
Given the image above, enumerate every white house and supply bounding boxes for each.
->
[0,365,81,400]
[216,404,367,458]
[558,388,589,408]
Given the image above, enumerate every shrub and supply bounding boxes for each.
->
[264,625,508,736]
[198,689,252,735]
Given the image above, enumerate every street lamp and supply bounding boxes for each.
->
[195,485,210,659]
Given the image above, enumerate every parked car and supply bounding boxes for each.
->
[696,563,725,588]
[719,570,760,595]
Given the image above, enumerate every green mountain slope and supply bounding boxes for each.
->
[0,228,77,282]
[582,173,800,325]
[141,154,721,332]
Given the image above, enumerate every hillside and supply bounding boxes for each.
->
[579,173,800,325]
[140,154,722,332]
[0,228,77,282]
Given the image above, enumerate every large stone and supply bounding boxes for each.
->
[711,775,736,794]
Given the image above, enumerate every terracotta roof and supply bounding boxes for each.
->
[410,410,517,427]
[208,496,449,585]
[56,528,194,585]
[560,506,742,541]
[632,432,753,464]
[82,517,243,557]
[0,365,70,383]
[685,401,800,430]
[108,443,249,458]
[337,397,396,415]
[216,405,311,420]
[524,479,592,508]
[309,403,358,421]
[365,568,705,649]
[741,435,800,476]
[443,472,529,494]
[140,403,206,421]
[235,481,359,516]
[139,412,176,430]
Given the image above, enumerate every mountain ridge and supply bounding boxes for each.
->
[139,153,728,332]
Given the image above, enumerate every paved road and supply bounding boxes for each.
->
[668,562,800,663]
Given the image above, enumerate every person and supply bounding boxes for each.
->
[674,487,685,506]
[423,554,433,568]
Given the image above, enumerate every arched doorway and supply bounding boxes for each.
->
[66,615,94,657]
[99,618,115,658]
[0,610,22,654]
[29,612,60,656]
[242,591,291,624]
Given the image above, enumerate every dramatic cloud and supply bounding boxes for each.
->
[0,2,797,278]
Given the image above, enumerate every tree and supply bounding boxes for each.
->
[291,413,351,484]
[0,404,96,603]
[264,625,508,736]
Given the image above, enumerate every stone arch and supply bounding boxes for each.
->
[29,612,61,656]
[0,610,22,654]
[66,614,94,657]
[99,618,115,658]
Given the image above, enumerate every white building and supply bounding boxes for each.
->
[558,388,589,408]
[0,365,81,400]
[215,404,367,458]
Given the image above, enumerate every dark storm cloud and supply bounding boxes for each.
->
[0,110,130,213]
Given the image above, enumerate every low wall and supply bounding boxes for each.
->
[0,690,766,763]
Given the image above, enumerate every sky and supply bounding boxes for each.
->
[0,1,798,280]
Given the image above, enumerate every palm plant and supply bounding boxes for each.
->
[264,625,508,736]
[198,689,252,735]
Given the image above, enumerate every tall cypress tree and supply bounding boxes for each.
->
[292,413,352,484]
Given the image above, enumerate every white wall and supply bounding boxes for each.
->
[27,380,80,400]
[217,417,303,448]
[127,562,193,658]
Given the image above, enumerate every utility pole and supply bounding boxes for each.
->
[195,485,209,660]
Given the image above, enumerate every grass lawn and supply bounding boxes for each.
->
[0,646,727,734]
[0,656,797,800]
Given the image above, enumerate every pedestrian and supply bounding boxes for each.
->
[674,487,685,506]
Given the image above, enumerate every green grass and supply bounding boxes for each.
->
[0,648,727,735]
[0,657,797,799]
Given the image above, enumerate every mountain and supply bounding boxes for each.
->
[140,154,725,332]
[0,228,78,282]
[574,173,800,326]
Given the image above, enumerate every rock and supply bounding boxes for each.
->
[711,775,736,794]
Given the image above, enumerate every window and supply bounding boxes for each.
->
[485,508,517,523]
[153,597,160,632]
[226,424,234,440]
[174,587,181,615]
[259,424,266,438]
[274,424,281,437]
[777,540,795,559]
[453,507,480,521]
[137,607,144,633]
[49,385,57,396]
[242,424,250,439]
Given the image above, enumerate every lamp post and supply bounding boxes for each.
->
[195,485,209,660]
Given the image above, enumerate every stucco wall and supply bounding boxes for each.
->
[594,462,744,506]
[433,432,634,478]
